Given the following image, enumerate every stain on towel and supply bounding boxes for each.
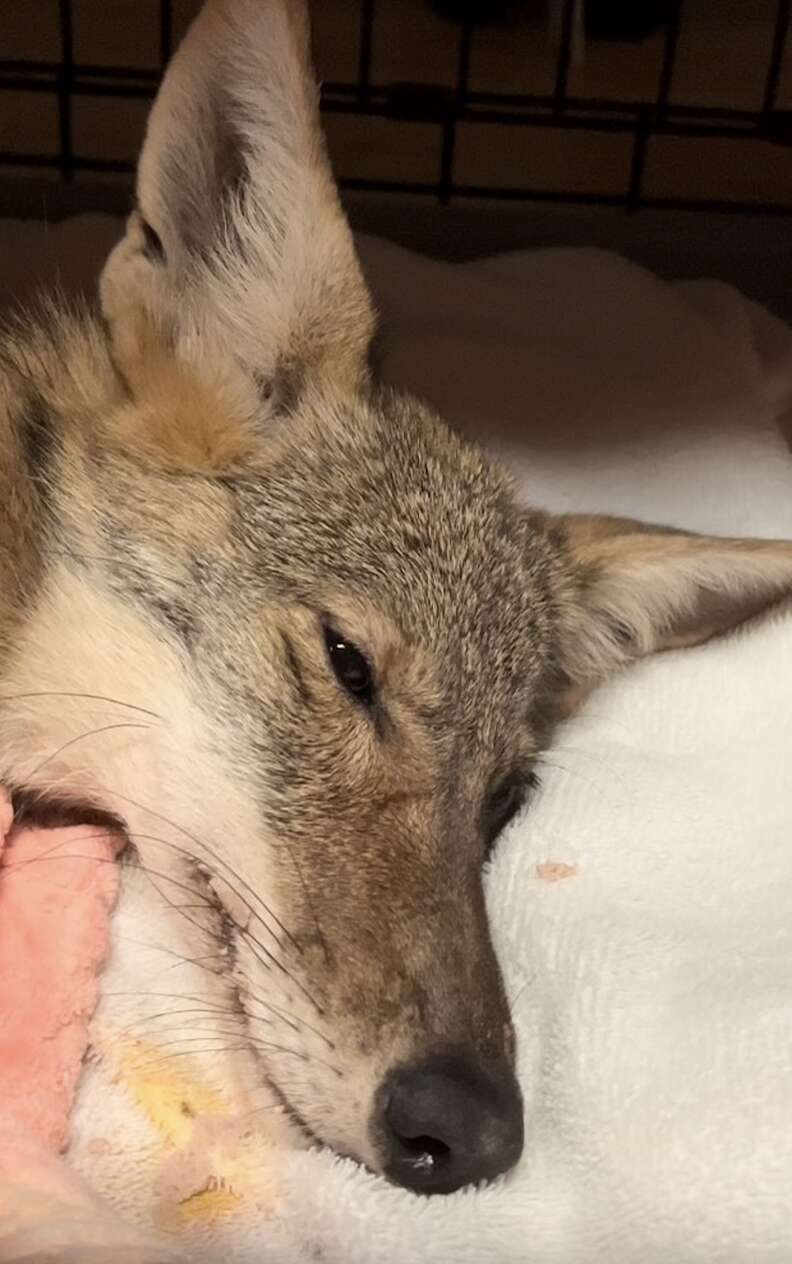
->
[99,1034,281,1229]
[536,861,578,882]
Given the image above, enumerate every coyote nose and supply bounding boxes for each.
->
[378,1054,524,1195]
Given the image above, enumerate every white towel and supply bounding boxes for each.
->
[1,218,791,1262]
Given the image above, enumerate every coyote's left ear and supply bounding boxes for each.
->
[549,513,792,687]
[100,0,374,413]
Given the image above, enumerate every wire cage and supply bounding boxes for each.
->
[1,0,791,215]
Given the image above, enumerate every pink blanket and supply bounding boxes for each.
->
[0,790,120,1153]
[0,791,177,1260]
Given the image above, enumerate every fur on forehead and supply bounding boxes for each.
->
[233,387,543,625]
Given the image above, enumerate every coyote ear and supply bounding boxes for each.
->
[100,0,374,410]
[549,513,792,686]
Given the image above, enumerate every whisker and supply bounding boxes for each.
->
[2,851,214,916]
[131,832,286,956]
[539,739,634,788]
[5,804,329,1033]
[109,998,243,1019]
[241,991,335,1051]
[114,935,229,978]
[129,860,231,973]
[122,1019,249,1040]
[286,847,329,966]
[234,920,327,1017]
[123,848,216,908]
[0,691,160,719]
[126,846,325,1016]
[548,742,633,782]
[134,1033,337,1073]
[100,792,303,958]
[209,948,333,1046]
[163,952,229,971]
[0,831,116,880]
[25,722,152,783]
[110,936,327,1051]
[105,990,236,1006]
[50,546,185,585]
[117,842,320,1024]
[228,1034,343,1079]
[11,844,330,1031]
[15,742,319,1015]
[236,1101,293,1124]
[129,839,327,1017]
[543,743,615,765]
[139,1024,252,1046]
[131,1043,275,1070]
[535,755,606,798]
[507,972,536,1012]
[104,983,334,1050]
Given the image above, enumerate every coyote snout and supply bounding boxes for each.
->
[4,0,792,1207]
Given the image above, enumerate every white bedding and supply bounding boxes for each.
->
[1,217,792,1262]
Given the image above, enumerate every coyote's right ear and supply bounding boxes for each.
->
[100,0,374,414]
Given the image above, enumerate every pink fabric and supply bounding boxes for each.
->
[0,788,121,1154]
[0,790,179,1258]
[0,1127,176,1262]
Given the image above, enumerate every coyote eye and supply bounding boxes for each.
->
[483,771,538,856]
[324,626,375,708]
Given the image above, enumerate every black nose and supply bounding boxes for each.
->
[377,1054,524,1195]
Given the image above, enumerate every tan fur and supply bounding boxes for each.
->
[2,0,792,1227]
[109,312,261,475]
[552,513,792,685]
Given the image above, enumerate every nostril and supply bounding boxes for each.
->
[392,1131,452,1177]
[378,1054,524,1196]
[399,1135,450,1160]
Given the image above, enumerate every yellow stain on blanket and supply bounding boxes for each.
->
[175,1184,242,1224]
[102,1035,279,1229]
[112,1036,228,1148]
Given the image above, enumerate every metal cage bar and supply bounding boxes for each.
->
[655,0,683,117]
[356,0,375,103]
[764,0,791,115]
[1,0,791,214]
[553,0,577,116]
[56,0,75,181]
[159,0,174,68]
